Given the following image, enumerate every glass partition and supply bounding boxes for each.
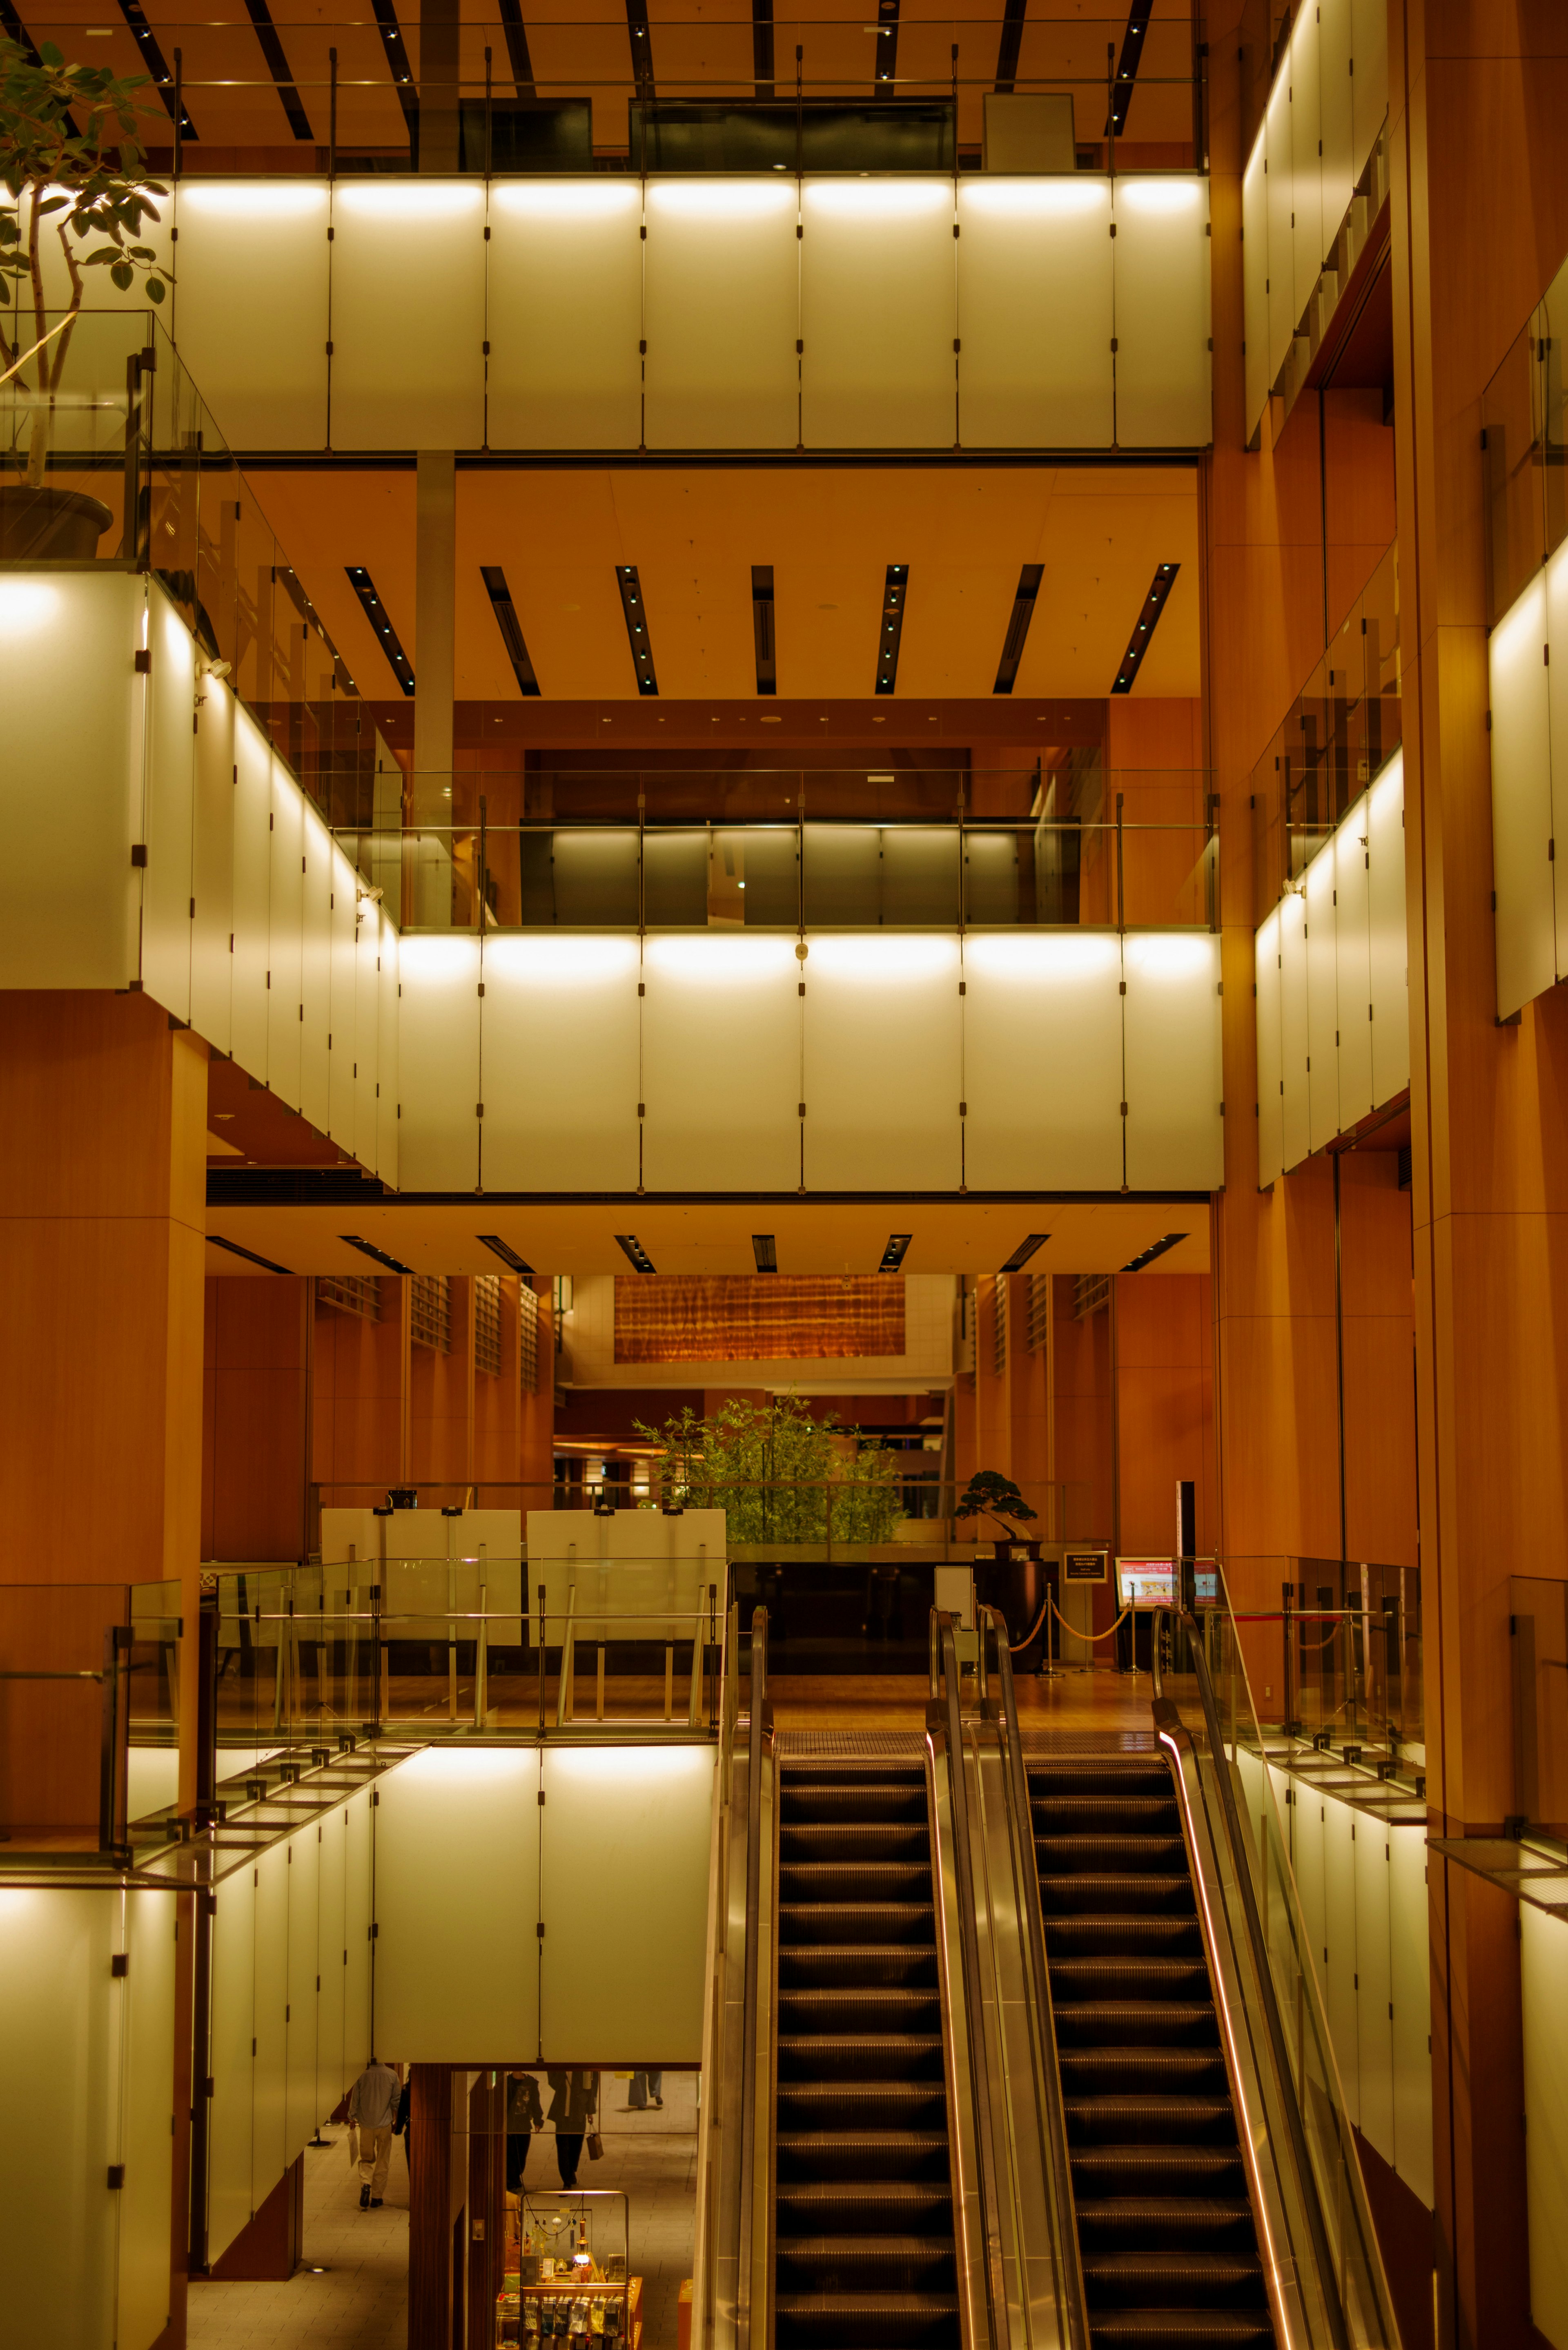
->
[1484,242,1568,626]
[1209,1557,1424,1784]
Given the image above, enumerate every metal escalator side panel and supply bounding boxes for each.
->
[1156,1727,1319,2350]
[927,1727,997,2350]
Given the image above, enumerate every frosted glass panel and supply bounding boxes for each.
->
[540,1746,713,2062]
[962,931,1124,1189]
[252,1844,289,2209]
[487,181,642,450]
[1121,931,1223,1190]
[398,933,481,1190]
[327,841,359,1148]
[171,180,330,448]
[1322,1799,1359,2125]
[1290,3,1324,292]
[208,1869,256,2264]
[1305,848,1339,1152]
[1349,0,1388,182]
[479,932,640,1190]
[956,178,1114,448]
[1255,908,1284,1187]
[316,1808,347,2124]
[191,678,235,1055]
[1367,754,1409,1100]
[1522,1906,1568,2350]
[267,768,303,1109]
[1242,137,1271,439]
[377,921,400,1185]
[231,712,273,1081]
[802,933,962,1189]
[1489,577,1554,1017]
[1335,809,1374,1130]
[800,178,955,449]
[644,180,798,450]
[1388,1826,1432,2207]
[355,905,386,1177]
[299,806,333,1134]
[1279,890,1310,1172]
[373,1748,541,2058]
[119,1891,177,2350]
[284,1828,320,2163]
[1547,540,1568,981]
[331,181,486,448]
[0,571,140,989]
[344,1789,373,2082]
[142,584,196,1023]
[1319,0,1355,247]
[1112,178,1212,449]
[1266,75,1296,381]
[641,933,800,1189]
[1353,1817,1394,2162]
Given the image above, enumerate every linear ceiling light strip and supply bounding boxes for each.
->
[1111,562,1179,695]
[993,562,1044,695]
[617,566,659,696]
[879,1233,912,1271]
[999,1233,1049,1272]
[479,1233,536,1274]
[993,0,1027,93]
[1122,1231,1186,1272]
[1105,1,1149,137]
[616,1233,657,1272]
[208,1232,294,1276]
[370,0,420,138]
[342,1233,416,1275]
[752,565,777,697]
[345,567,415,696]
[875,564,909,697]
[243,0,313,140]
[481,566,541,697]
[752,1235,778,1272]
[116,0,197,136]
[496,0,535,94]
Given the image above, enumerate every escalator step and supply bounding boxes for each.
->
[1045,1915,1204,1959]
[1064,2095,1239,2147]
[782,1822,932,1861]
[776,2182,953,2235]
[780,1944,940,1989]
[1075,2200,1261,2253]
[1069,2146,1247,2196]
[778,1988,944,2031]
[1036,1874,1197,1917]
[1087,2313,1276,2347]
[1031,1795,1180,1833]
[777,2034,947,2082]
[1035,1835,1189,1875]
[1053,2003,1217,2051]
[776,2130,952,2183]
[777,2082,950,2127]
[1081,2252,1266,2310]
[781,1863,934,1903]
[1049,1956,1214,2002]
[780,1902,936,1947]
[774,2292,961,2347]
[1060,2050,1230,2096]
[775,2238,958,2292]
[1027,1764,1171,1791]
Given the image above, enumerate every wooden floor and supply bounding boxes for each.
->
[770,1665,1155,1734]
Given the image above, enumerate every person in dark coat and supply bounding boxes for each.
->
[545,2069,599,2186]
[506,2070,545,2193]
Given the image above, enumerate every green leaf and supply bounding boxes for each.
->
[147,276,164,301]
[109,259,131,289]
[39,40,62,65]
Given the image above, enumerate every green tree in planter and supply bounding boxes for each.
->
[955,1469,1038,1538]
[1,38,169,487]
[634,1395,904,1546]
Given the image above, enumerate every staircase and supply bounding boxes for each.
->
[1029,1755,1276,2350]
[773,1761,962,2350]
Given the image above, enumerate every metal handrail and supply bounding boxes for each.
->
[1153,1608,1368,2350]
[934,1611,1009,2350]
[737,1605,771,2350]
[554,1587,577,1730]
[980,1606,1090,2350]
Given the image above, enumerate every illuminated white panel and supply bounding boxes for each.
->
[397,932,481,1189]
[140,586,196,1023]
[1305,844,1339,1152]
[1335,799,1374,1130]
[376,919,400,1185]
[118,1891,176,2350]
[962,931,1124,1189]
[1322,1794,1360,2126]
[1488,575,1555,1018]
[1389,1824,1432,2206]
[1255,907,1285,1187]
[299,803,333,1134]
[644,179,798,450]
[802,932,962,1188]
[1279,889,1310,1171]
[0,573,140,989]
[1522,1906,1568,2348]
[1548,539,1568,981]
[540,1746,714,2061]
[1354,1814,1394,2162]
[800,178,956,449]
[1367,753,1409,1101]
[283,1826,320,2163]
[479,932,640,1191]
[956,177,1114,448]
[1242,134,1271,439]
[1121,930,1223,1189]
[1111,178,1212,449]
[641,932,801,1190]
[331,179,486,449]
[1319,0,1355,250]
[374,1748,541,2058]
[1290,0,1324,293]
[353,902,384,1173]
[487,180,642,450]
[344,1789,373,2081]
[190,675,235,1055]
[1349,0,1388,183]
[171,179,330,449]
[1266,73,1296,383]
[267,766,303,1109]
[327,840,359,1148]
[230,708,272,1084]
[316,1806,346,2124]
[251,1842,289,2219]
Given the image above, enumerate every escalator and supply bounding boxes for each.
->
[773,1760,961,2350]
[1028,1754,1273,2348]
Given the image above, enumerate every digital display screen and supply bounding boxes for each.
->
[1194,1568,1218,1604]
[1117,1559,1176,1608]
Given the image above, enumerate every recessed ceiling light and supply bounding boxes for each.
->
[879,1233,913,1272]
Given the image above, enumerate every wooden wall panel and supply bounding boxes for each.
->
[313,1282,409,1503]
[1339,1157,1417,1570]
[205,1277,309,1562]
[411,1277,475,1489]
[1113,1273,1216,1558]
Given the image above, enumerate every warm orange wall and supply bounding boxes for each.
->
[313,1280,408,1499]
[203,1277,310,1561]
[1052,1277,1114,1545]
[1339,1157,1418,1569]
[410,1278,474,1485]
[1113,1273,1216,1558]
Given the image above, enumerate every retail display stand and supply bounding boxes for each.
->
[496,2191,641,2350]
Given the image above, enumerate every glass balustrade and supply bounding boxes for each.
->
[1483,241,1568,627]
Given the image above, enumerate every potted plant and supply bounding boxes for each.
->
[955,1469,1039,1558]
[0,36,169,558]
[956,1470,1049,1668]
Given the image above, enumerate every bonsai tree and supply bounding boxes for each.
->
[0,37,169,487]
[955,1469,1038,1539]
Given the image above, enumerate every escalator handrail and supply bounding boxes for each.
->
[935,1611,1010,2350]
[736,1605,771,2350]
[980,1606,1091,2350]
[1152,1608,1354,2350]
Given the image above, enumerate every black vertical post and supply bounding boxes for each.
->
[329,47,338,177]
[196,1592,219,1825]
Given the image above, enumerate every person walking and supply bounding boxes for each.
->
[506,2070,545,2194]
[348,2056,401,2209]
[627,2070,663,2110]
[545,2069,599,2187]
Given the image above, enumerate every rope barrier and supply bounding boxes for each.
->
[1049,1599,1134,1643]
[1004,1592,1053,1654]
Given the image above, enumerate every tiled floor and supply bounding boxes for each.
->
[186,2079,699,2350]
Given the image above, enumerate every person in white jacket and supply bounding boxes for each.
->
[348,2057,401,2209]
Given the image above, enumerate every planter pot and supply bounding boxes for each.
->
[0,484,114,561]
[974,1545,1049,1671]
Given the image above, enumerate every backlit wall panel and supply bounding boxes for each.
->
[1334,812,1374,1133]
[800,178,956,448]
[1489,573,1556,1018]
[171,180,330,448]
[1255,907,1285,1189]
[327,840,359,1149]
[1111,177,1212,450]
[486,180,643,450]
[641,932,802,1191]
[396,932,482,1191]
[190,677,236,1056]
[802,932,963,1188]
[1522,1904,1568,2350]
[961,931,1124,1188]
[299,805,334,1135]
[956,178,1114,448]
[141,587,197,1025]
[265,769,304,1110]
[1366,753,1408,1104]
[643,180,799,450]
[1278,890,1310,1175]
[1122,931,1224,1189]
[479,932,641,1191]
[330,179,487,448]
[229,706,274,1086]
[1305,848,1339,1153]
[1241,140,1271,441]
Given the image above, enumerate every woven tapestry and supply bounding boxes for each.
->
[614,1275,906,1362]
